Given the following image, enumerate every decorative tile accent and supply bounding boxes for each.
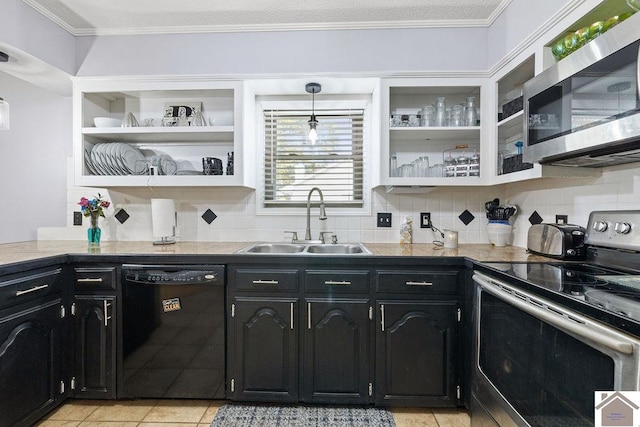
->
[114,209,130,224]
[458,210,475,226]
[202,209,217,224]
[529,211,544,225]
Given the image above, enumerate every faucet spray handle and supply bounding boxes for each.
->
[319,202,327,220]
[284,231,299,243]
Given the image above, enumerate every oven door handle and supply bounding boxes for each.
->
[473,273,635,356]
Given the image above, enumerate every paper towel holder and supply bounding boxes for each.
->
[151,199,177,246]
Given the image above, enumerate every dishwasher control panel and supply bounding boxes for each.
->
[122,265,224,285]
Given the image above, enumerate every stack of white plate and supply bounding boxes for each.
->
[84,143,148,175]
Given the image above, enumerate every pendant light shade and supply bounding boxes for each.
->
[305,83,321,143]
[0,52,9,130]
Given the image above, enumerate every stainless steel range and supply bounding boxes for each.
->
[471,211,640,427]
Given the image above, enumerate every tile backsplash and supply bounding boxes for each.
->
[39,160,640,247]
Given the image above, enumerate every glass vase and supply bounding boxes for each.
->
[87,214,101,246]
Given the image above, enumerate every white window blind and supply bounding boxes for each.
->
[263,109,364,207]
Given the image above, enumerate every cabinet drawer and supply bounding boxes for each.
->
[376,270,459,294]
[74,267,116,291]
[305,270,370,293]
[234,269,299,291]
[0,268,63,309]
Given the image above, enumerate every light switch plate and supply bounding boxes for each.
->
[377,213,392,227]
[73,211,83,226]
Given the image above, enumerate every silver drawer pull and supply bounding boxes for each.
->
[77,278,103,283]
[325,280,351,286]
[252,280,279,285]
[16,284,49,296]
[406,281,433,286]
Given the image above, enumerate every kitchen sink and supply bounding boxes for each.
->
[242,243,306,253]
[306,244,369,254]
[236,242,372,255]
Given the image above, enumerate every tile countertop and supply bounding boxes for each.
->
[0,241,551,267]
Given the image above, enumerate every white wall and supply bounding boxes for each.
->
[74,27,489,77]
[0,0,76,75]
[0,71,72,243]
[487,0,573,67]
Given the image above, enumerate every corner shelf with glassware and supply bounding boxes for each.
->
[73,79,245,187]
[378,79,485,187]
[493,55,542,184]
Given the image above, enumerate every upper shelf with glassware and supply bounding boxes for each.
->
[379,81,484,186]
[73,80,246,187]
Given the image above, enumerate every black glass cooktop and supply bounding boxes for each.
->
[483,262,640,321]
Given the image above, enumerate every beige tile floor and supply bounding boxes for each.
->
[38,400,471,427]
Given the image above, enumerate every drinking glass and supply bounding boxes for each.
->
[435,97,446,127]
[390,155,398,177]
[417,156,430,177]
[465,96,478,126]
[451,105,464,127]
[421,105,435,126]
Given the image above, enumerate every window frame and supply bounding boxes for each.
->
[256,96,372,216]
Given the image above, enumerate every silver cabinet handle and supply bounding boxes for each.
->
[406,281,433,286]
[15,284,49,296]
[380,304,385,332]
[77,277,103,283]
[325,280,351,285]
[103,300,112,327]
[252,280,279,285]
[290,303,294,330]
[308,302,312,330]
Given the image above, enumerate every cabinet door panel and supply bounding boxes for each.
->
[74,296,116,399]
[304,299,370,404]
[377,300,458,406]
[232,297,297,402]
[0,300,63,427]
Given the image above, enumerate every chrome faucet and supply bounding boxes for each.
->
[305,187,327,241]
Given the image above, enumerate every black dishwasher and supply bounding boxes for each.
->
[121,264,225,399]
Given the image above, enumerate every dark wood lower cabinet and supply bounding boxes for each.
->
[73,295,116,399]
[376,300,459,407]
[0,299,65,427]
[229,297,298,402]
[303,299,371,404]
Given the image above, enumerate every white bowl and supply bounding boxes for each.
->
[487,223,512,247]
[94,117,122,128]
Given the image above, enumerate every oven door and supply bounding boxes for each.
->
[471,272,640,427]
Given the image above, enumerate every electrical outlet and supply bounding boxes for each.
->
[73,211,83,226]
[556,214,568,224]
[377,213,392,227]
[420,212,432,228]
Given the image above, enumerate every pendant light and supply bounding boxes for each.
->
[0,51,9,130]
[305,82,321,143]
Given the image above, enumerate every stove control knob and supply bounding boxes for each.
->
[593,221,608,232]
[614,222,632,234]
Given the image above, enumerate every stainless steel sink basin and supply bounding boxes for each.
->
[236,242,371,255]
[306,244,369,254]
[242,243,306,254]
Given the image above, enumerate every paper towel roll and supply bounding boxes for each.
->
[151,199,175,238]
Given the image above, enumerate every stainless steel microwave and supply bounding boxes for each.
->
[523,15,640,167]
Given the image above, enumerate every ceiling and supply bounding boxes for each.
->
[22,0,512,36]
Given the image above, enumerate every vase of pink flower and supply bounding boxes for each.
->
[78,194,110,246]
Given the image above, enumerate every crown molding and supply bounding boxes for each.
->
[23,0,514,36]
[22,0,78,36]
